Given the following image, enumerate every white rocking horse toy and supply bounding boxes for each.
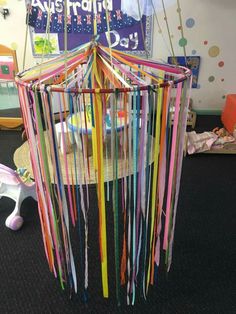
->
[0,164,37,231]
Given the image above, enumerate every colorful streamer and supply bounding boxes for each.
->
[16,41,191,305]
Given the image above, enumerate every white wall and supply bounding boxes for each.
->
[153,0,236,111]
[0,0,35,72]
[1,0,235,111]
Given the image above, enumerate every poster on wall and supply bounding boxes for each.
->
[31,33,60,55]
[0,56,15,81]
[168,56,201,88]
[27,0,153,57]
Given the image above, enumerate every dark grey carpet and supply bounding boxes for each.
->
[0,116,235,313]
[0,108,21,117]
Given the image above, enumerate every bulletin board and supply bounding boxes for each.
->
[27,0,153,57]
[0,56,16,81]
[168,56,201,88]
[0,45,22,129]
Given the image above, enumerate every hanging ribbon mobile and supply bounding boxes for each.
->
[16,39,191,305]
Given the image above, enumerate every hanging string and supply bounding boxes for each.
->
[64,0,68,86]
[104,0,115,93]
[176,0,187,64]
[161,0,176,60]
[137,0,149,58]
[23,2,31,70]
[150,0,174,57]
[92,0,98,37]
[39,0,52,68]
[104,0,112,62]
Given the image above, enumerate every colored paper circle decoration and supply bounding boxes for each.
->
[186,18,195,28]
[208,46,220,57]
[208,76,215,82]
[179,37,187,47]
[11,42,18,50]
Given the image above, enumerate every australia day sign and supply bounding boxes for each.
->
[28,0,153,57]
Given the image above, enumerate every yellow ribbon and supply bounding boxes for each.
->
[146,78,163,291]
[94,88,108,298]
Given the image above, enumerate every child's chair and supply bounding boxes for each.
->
[0,164,37,230]
[0,44,23,130]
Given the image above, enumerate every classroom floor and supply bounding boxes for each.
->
[0,116,235,313]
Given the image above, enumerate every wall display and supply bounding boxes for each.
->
[0,56,15,80]
[27,0,153,57]
[168,56,201,88]
[32,32,60,55]
[0,44,22,130]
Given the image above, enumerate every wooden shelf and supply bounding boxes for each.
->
[0,117,23,130]
[0,44,21,130]
[203,142,236,154]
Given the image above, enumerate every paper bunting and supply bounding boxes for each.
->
[27,5,142,34]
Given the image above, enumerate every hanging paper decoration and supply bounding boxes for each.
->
[16,40,191,305]
[27,1,153,56]
[28,5,142,34]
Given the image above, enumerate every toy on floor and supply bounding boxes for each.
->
[0,164,37,231]
[212,126,231,139]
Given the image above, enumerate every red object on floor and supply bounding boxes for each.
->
[221,94,236,134]
[117,110,127,118]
